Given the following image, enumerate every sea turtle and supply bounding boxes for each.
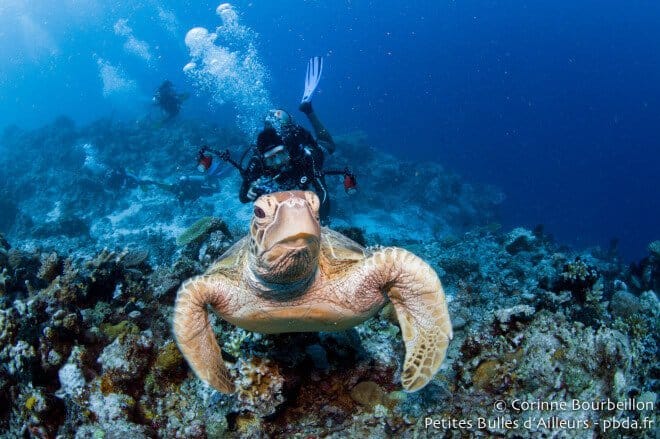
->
[173,191,452,393]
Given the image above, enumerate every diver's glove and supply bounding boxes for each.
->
[246,186,261,201]
[247,177,274,200]
[299,101,313,115]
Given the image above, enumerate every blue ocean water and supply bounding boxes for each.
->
[1,0,658,261]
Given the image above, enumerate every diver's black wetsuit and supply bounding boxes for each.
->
[239,125,330,220]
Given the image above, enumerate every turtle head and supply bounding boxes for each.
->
[248,191,321,285]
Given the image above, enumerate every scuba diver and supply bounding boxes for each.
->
[81,143,141,192]
[197,57,355,222]
[138,175,219,204]
[102,168,217,204]
[153,80,188,121]
[81,142,216,204]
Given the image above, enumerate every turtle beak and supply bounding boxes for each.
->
[264,198,320,252]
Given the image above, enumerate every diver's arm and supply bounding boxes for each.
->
[239,179,252,203]
[300,103,335,154]
[223,155,245,175]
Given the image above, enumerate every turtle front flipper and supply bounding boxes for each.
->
[370,248,453,392]
[173,275,234,393]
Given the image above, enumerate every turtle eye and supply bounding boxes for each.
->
[254,206,266,218]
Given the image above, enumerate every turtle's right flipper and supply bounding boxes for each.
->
[173,275,234,393]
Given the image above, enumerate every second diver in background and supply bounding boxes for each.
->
[153,80,188,121]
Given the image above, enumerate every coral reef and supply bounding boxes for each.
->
[233,357,285,417]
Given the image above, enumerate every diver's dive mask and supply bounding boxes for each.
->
[263,145,290,168]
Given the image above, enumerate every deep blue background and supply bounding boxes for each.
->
[1,1,658,261]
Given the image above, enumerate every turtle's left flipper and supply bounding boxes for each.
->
[370,248,453,392]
